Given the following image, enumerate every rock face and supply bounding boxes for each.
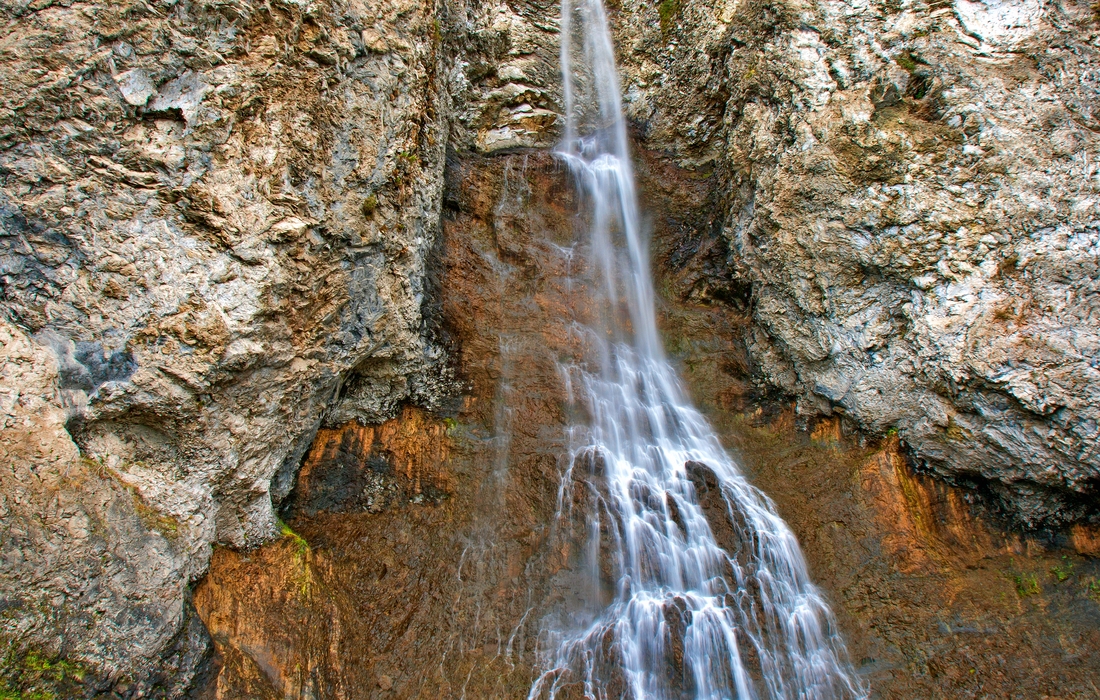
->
[197,136,1100,700]
[0,0,565,688]
[284,408,451,517]
[601,0,1100,526]
[194,150,582,699]
[1,0,1098,692]
[0,318,207,696]
[1,0,458,689]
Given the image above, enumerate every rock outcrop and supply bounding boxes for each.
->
[1,0,1098,691]
[710,0,1100,528]
[611,0,1100,526]
[0,0,568,689]
[2,0,457,689]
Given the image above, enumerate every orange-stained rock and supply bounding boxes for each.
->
[288,408,451,517]
[1071,523,1100,557]
[196,148,1100,700]
[857,436,1021,574]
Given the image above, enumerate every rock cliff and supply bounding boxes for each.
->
[2,0,456,689]
[618,0,1100,526]
[1,0,1097,693]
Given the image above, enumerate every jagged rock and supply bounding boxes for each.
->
[0,0,462,690]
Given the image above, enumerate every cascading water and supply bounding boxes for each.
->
[528,1,867,698]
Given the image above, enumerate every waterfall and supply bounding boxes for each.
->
[528,1,866,698]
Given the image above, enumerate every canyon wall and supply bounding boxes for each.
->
[1,0,1097,693]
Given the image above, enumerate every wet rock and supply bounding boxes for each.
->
[283,408,451,517]
[194,152,580,699]
[3,0,1099,691]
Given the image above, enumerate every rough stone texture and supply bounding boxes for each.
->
[284,408,451,518]
[3,0,1099,691]
[193,150,580,699]
[611,0,1100,526]
[0,319,207,694]
[195,140,1100,700]
[0,0,460,689]
[0,0,566,687]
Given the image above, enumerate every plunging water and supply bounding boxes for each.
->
[528,1,865,698]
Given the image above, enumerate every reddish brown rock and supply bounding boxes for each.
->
[195,148,1100,699]
[287,409,451,517]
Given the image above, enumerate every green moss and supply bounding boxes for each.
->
[1087,579,1100,602]
[81,456,180,540]
[361,195,378,217]
[132,496,180,540]
[1011,572,1041,597]
[894,51,921,73]
[657,0,680,35]
[1,645,91,700]
[277,518,306,550]
[0,689,53,700]
[277,518,313,599]
[1050,556,1074,583]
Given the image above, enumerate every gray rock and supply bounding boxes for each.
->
[613,0,1100,526]
[113,68,156,107]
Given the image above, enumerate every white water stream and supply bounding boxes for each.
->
[528,1,866,697]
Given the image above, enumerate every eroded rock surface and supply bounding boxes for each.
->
[624,0,1100,525]
[195,150,580,699]
[1,0,460,689]
[2,0,1098,691]
[285,408,451,517]
[197,144,1100,699]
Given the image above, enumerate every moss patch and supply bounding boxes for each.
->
[277,518,313,599]
[361,194,378,217]
[658,0,680,35]
[0,645,92,700]
[1011,571,1041,597]
[82,457,181,541]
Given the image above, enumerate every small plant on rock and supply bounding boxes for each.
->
[1012,572,1041,597]
[361,194,378,217]
[1086,579,1100,603]
[1050,556,1074,583]
[277,518,313,600]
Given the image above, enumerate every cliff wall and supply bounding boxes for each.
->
[618,0,1100,525]
[1,0,1097,692]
